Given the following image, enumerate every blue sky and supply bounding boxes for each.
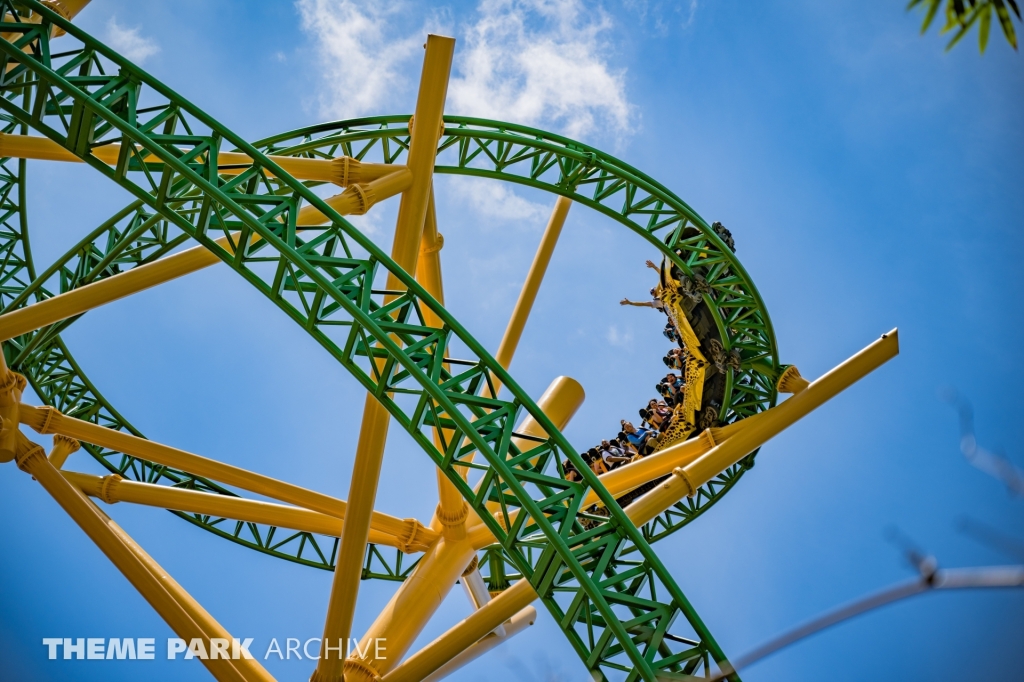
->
[1,1,1022,680]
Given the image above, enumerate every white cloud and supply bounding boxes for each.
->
[606,324,634,348]
[623,0,698,34]
[448,176,549,226]
[105,17,160,64]
[682,0,699,29]
[449,0,634,138]
[295,0,420,119]
[295,0,635,139]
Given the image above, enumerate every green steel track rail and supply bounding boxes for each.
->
[0,118,778,575]
[0,2,783,678]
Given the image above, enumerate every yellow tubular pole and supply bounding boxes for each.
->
[469,329,899,548]
[0,369,24,461]
[626,329,901,528]
[415,188,466,520]
[0,133,398,184]
[344,537,477,681]
[0,165,412,342]
[376,195,569,675]
[576,332,898,510]
[396,335,896,682]
[55,0,93,19]
[379,579,537,682]
[458,376,585,544]
[493,196,572,386]
[420,606,536,682]
[314,35,455,682]
[296,167,412,225]
[0,242,224,341]
[47,433,80,468]
[104,509,276,682]
[16,403,435,551]
[577,418,753,509]
[439,196,572,490]
[62,470,407,550]
[388,324,895,682]
[9,434,248,682]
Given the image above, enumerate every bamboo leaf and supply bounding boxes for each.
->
[979,3,993,51]
[945,4,984,48]
[921,0,945,32]
[994,0,1020,47]
[942,1,962,32]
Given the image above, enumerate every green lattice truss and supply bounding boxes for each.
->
[0,2,783,679]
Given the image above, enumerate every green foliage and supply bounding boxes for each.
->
[907,0,1021,52]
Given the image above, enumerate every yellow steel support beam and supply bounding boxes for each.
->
[438,196,573,495]
[105,504,276,682]
[392,323,892,682]
[576,416,756,510]
[574,334,896,510]
[416,188,468,522]
[47,433,80,468]
[416,188,445,327]
[344,536,477,681]
[315,35,455,682]
[16,403,435,552]
[468,329,899,551]
[0,242,225,342]
[0,133,399,185]
[421,606,536,682]
[1,0,91,41]
[62,470,409,550]
[296,166,412,224]
[7,431,250,682]
[380,579,537,682]
[386,325,579,675]
[625,329,900,528]
[0,364,23,461]
[459,376,585,547]
[492,196,571,382]
[0,163,410,343]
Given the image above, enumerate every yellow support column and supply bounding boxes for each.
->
[380,580,537,682]
[460,375,585,544]
[16,403,435,551]
[314,35,456,682]
[420,606,536,682]
[438,195,573,519]
[493,196,572,388]
[62,470,415,551]
[0,366,24,461]
[0,244,222,341]
[0,133,399,184]
[415,188,467,522]
[343,536,477,681]
[578,420,747,509]
[385,324,896,680]
[7,432,248,682]
[356,376,581,682]
[0,164,410,342]
[419,331,900,681]
[626,330,900,528]
[105,507,276,682]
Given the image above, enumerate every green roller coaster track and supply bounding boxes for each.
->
[0,2,783,679]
